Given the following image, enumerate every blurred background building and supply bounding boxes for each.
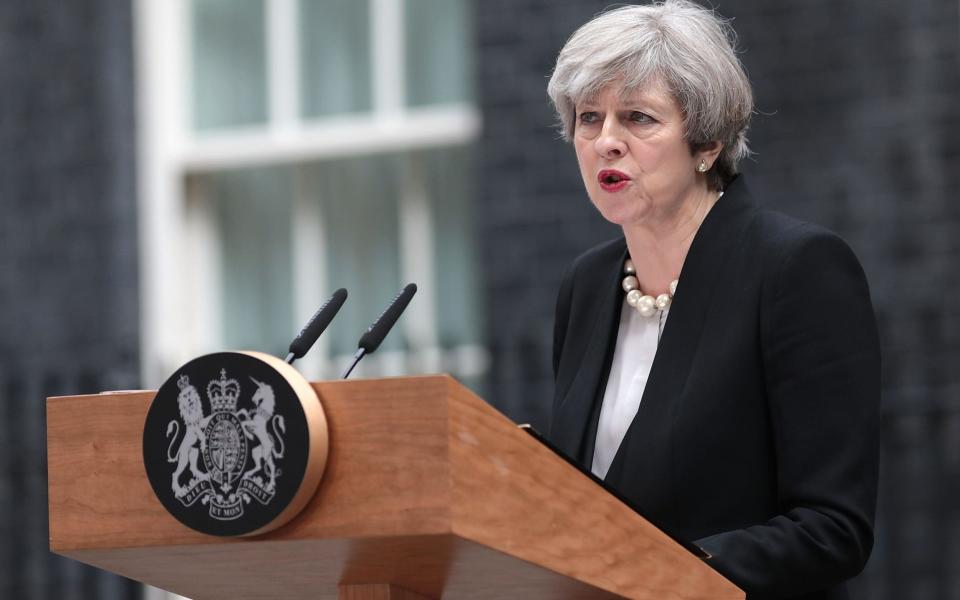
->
[0,0,957,598]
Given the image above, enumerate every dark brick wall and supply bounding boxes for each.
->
[476,0,960,598]
[0,2,141,598]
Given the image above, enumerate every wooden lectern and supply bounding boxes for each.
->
[47,375,744,599]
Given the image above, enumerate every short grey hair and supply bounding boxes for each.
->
[547,0,753,189]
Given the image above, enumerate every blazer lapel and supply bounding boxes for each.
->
[604,179,756,487]
[550,240,627,467]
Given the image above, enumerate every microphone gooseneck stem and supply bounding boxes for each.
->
[341,348,366,379]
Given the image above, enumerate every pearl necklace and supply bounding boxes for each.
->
[621,258,678,318]
[620,189,720,318]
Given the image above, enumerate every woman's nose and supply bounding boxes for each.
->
[594,118,627,159]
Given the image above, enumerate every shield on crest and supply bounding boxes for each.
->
[205,412,247,490]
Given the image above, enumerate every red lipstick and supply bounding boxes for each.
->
[598,169,631,192]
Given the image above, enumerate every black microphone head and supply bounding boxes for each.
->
[358,283,417,354]
[288,288,348,359]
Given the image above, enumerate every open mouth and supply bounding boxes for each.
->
[598,169,630,189]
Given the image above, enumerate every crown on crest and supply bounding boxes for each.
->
[207,368,240,412]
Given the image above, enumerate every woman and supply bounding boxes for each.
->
[546,2,880,599]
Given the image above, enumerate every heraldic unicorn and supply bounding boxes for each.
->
[165,369,286,520]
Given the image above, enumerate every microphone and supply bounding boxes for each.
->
[285,288,348,365]
[341,283,417,379]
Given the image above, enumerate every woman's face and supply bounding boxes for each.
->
[573,79,710,228]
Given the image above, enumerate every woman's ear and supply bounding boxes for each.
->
[696,140,724,170]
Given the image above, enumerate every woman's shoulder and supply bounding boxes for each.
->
[724,177,854,255]
[738,202,871,307]
[721,177,862,274]
[748,206,863,275]
[710,178,870,299]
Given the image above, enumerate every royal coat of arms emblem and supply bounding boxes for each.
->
[166,369,286,520]
[144,351,327,537]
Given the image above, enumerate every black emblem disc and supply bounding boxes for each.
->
[143,351,328,536]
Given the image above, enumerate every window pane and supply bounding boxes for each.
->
[212,167,294,356]
[300,0,372,117]
[192,0,268,130]
[307,155,402,356]
[421,146,481,349]
[202,148,478,373]
[405,0,474,106]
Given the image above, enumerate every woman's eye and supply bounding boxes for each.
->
[629,111,653,123]
[579,111,599,124]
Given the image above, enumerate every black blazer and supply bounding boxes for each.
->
[549,177,880,600]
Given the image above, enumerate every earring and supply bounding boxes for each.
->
[696,160,708,173]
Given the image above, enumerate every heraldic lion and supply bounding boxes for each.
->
[167,375,211,497]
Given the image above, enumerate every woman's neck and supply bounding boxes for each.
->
[622,186,719,295]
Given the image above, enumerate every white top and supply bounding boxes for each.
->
[591,300,667,479]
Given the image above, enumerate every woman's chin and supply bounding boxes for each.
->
[592,202,649,227]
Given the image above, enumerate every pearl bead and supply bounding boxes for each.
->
[623,259,636,275]
[626,289,643,307]
[637,295,656,317]
[656,293,672,309]
[622,275,639,292]
[669,280,679,296]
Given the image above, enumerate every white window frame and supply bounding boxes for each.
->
[135,0,484,390]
